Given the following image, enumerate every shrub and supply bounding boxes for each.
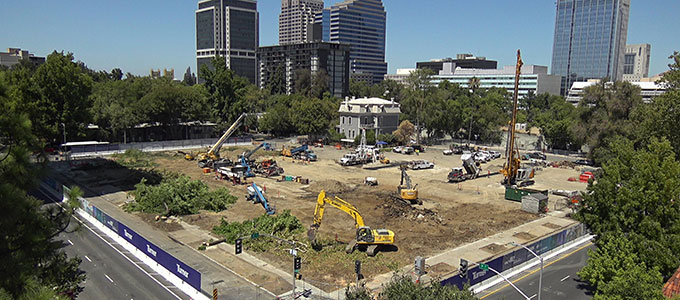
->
[125,175,236,216]
[212,210,303,243]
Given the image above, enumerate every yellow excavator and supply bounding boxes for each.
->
[196,113,247,168]
[398,166,421,204]
[500,50,535,187]
[307,190,395,257]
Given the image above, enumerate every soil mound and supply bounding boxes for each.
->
[306,180,352,194]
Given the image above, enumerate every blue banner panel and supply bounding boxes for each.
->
[116,221,201,290]
[440,273,465,290]
[100,212,119,235]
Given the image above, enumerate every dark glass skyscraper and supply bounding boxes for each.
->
[316,0,387,84]
[551,0,630,95]
[196,0,259,84]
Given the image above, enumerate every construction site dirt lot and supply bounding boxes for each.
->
[74,145,588,290]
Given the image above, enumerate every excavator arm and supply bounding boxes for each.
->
[307,190,365,241]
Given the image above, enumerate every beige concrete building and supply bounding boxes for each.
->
[0,48,45,68]
[279,0,323,45]
[623,44,651,82]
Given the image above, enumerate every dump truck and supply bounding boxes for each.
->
[448,157,480,182]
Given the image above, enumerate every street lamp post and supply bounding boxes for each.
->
[467,259,531,300]
[510,242,543,300]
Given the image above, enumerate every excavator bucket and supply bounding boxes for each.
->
[307,224,319,241]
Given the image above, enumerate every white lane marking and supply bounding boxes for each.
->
[529,294,537,299]
[84,255,92,262]
[105,274,114,283]
[561,275,570,282]
[73,216,182,300]
[67,239,74,245]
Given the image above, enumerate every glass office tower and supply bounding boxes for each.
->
[551,0,630,95]
[318,0,387,84]
[196,0,259,84]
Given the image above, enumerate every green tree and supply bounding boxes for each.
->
[267,63,286,95]
[572,80,644,164]
[578,234,665,299]
[110,68,123,81]
[378,275,476,300]
[402,68,435,144]
[639,52,680,153]
[576,138,680,277]
[200,56,250,130]
[0,77,85,297]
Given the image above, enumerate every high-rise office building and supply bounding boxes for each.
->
[258,42,350,98]
[551,0,630,95]
[279,0,324,45]
[315,0,387,84]
[195,0,259,84]
[623,44,651,82]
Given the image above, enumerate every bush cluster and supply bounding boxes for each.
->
[212,210,303,243]
[125,175,236,216]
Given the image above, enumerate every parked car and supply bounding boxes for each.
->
[479,151,493,161]
[393,146,403,153]
[402,146,414,155]
[411,144,426,153]
[473,152,490,163]
[443,149,453,155]
[528,152,547,160]
[574,159,594,166]
[488,150,501,159]
[409,160,434,170]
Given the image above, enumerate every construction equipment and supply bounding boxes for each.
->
[246,183,275,215]
[197,113,248,168]
[500,50,535,187]
[281,144,317,161]
[398,166,421,204]
[307,190,395,257]
[254,159,284,177]
[177,150,195,160]
[448,157,480,182]
[238,142,271,178]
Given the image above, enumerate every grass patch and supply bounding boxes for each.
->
[112,149,155,168]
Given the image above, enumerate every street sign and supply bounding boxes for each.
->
[251,232,260,239]
[480,263,489,271]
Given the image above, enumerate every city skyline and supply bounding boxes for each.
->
[0,0,677,79]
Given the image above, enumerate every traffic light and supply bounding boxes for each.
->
[294,256,301,272]
[355,260,361,275]
[235,238,242,255]
[459,259,468,279]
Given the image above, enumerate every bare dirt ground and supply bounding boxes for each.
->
[72,145,588,290]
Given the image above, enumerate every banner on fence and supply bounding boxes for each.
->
[441,223,587,289]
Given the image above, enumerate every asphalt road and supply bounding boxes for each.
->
[478,243,595,300]
[34,188,194,300]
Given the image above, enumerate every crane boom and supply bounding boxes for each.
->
[209,113,247,157]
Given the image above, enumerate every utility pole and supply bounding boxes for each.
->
[61,123,66,144]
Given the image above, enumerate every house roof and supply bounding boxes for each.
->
[663,266,680,298]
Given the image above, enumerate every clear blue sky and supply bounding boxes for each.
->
[1,0,677,79]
